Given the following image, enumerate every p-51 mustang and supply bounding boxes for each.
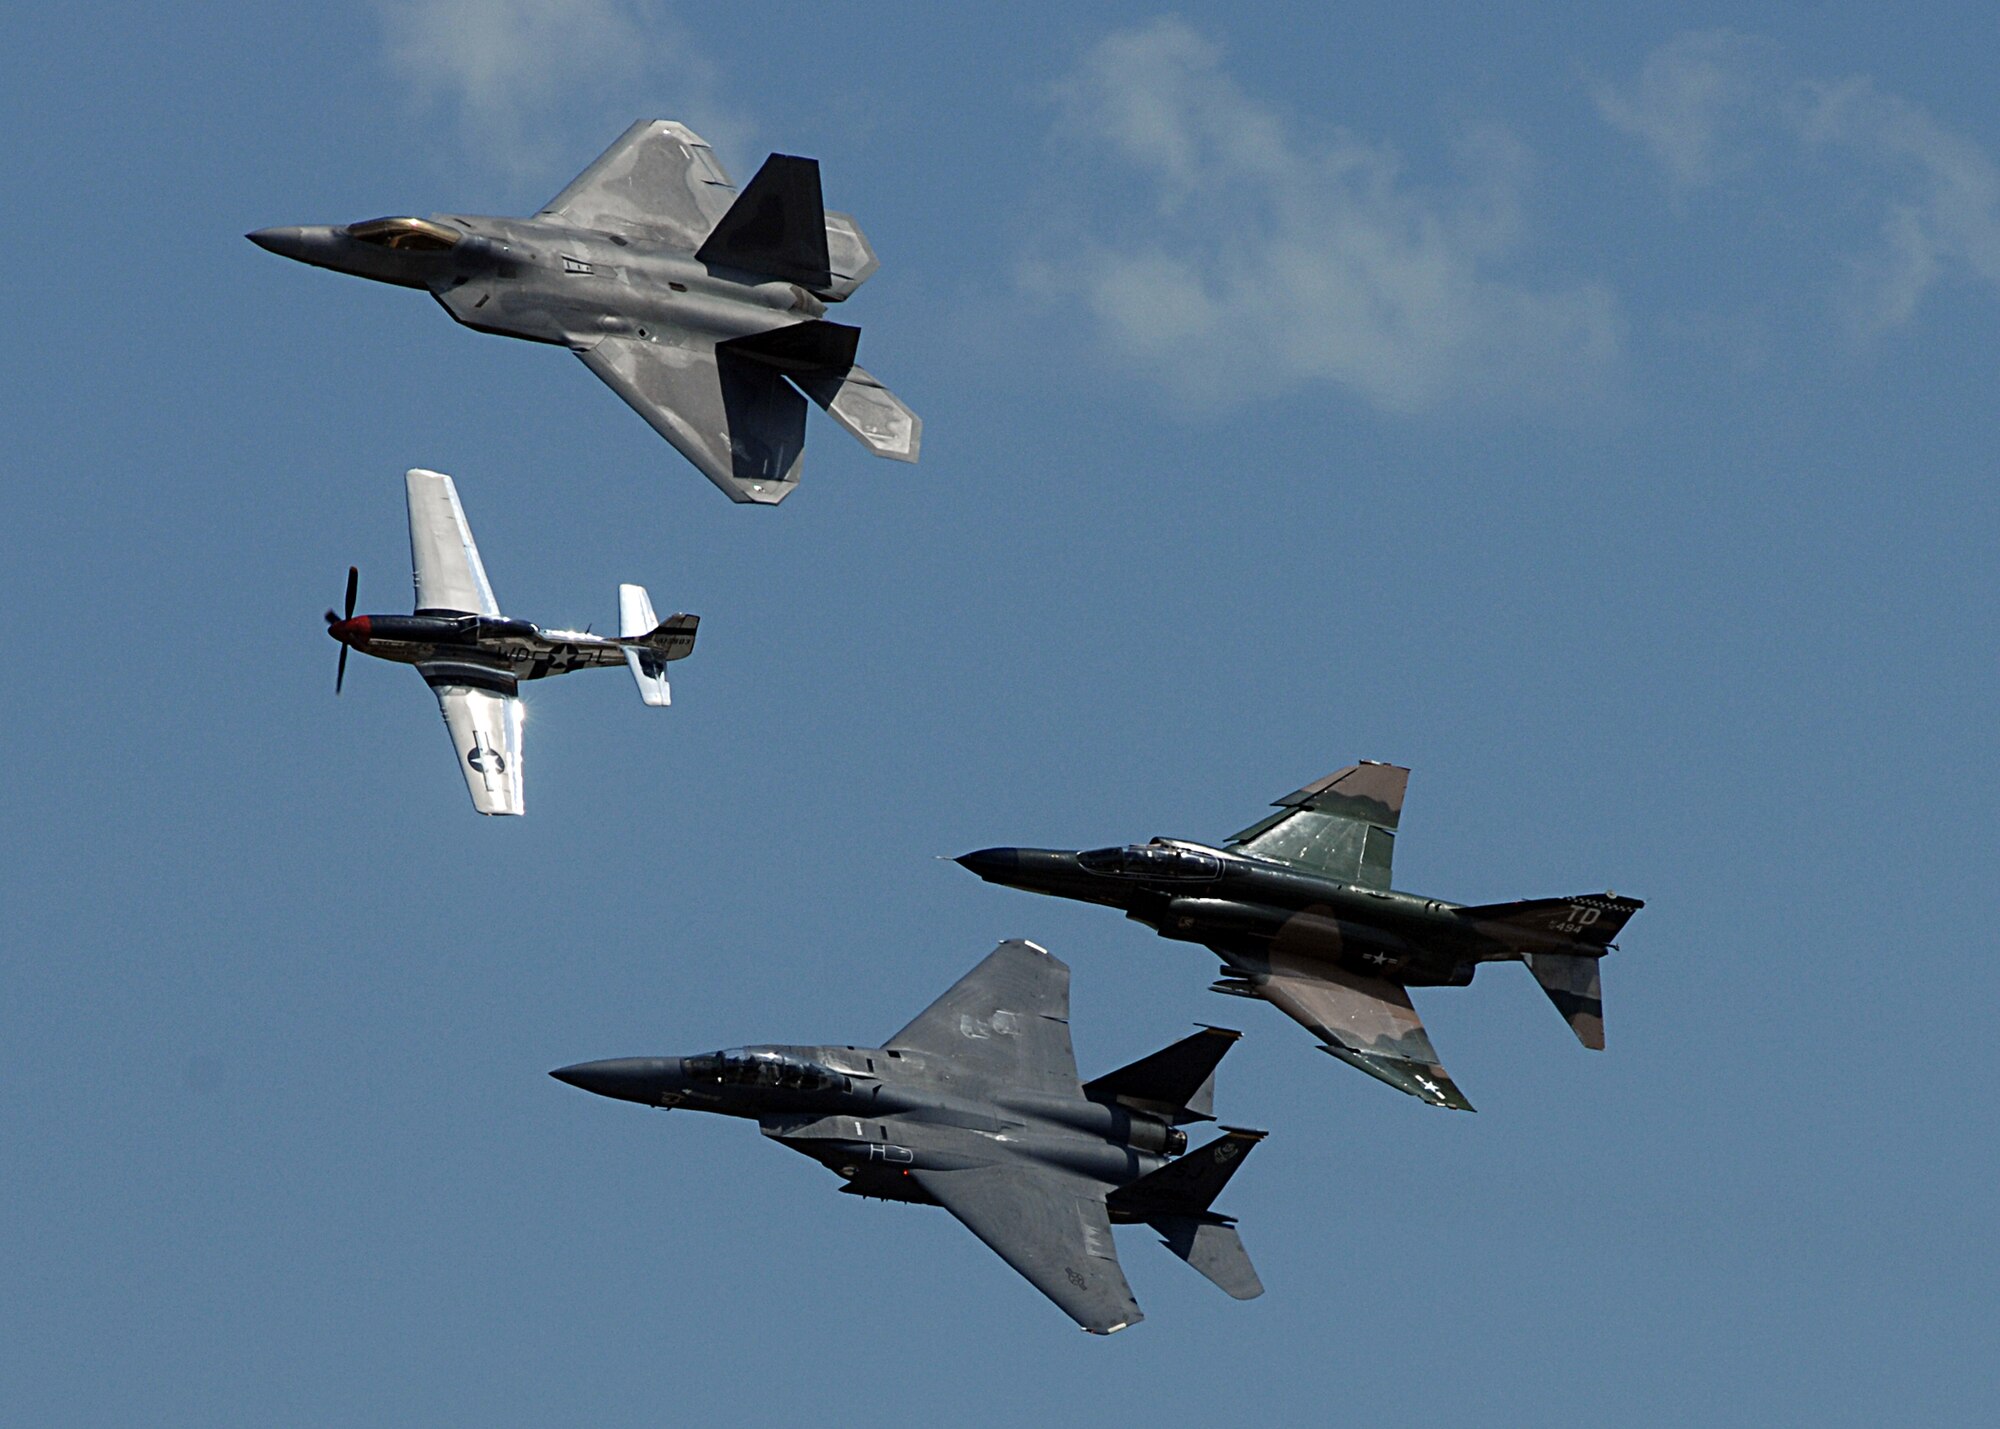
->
[554,939,1266,1334]
[326,469,697,816]
[958,762,1643,1111]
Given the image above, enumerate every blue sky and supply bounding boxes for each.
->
[4,4,1995,1424]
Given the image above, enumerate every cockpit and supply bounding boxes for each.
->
[1077,843,1222,879]
[680,1048,848,1093]
[345,216,462,251]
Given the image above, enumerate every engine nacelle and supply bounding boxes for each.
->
[1122,1115,1187,1157]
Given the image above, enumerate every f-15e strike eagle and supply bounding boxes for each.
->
[957,763,1643,1111]
[327,469,696,816]
[553,939,1265,1334]
[251,121,919,505]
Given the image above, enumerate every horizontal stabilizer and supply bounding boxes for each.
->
[820,209,879,301]
[1106,1128,1266,1223]
[695,153,832,291]
[1149,1217,1263,1300]
[1083,1027,1241,1124]
[791,364,922,463]
[1525,952,1606,1050]
[1459,893,1643,951]
[616,584,693,706]
[621,647,670,706]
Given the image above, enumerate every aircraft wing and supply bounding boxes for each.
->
[577,338,805,505]
[885,940,1079,1098]
[405,469,499,616]
[536,120,736,250]
[422,675,524,816]
[1218,947,1473,1110]
[1224,761,1407,891]
[908,1164,1142,1334]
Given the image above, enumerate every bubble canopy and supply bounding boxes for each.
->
[681,1048,848,1093]
[1077,844,1221,879]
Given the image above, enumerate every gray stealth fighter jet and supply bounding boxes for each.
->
[249,121,918,505]
[553,940,1266,1334]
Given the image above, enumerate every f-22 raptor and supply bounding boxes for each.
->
[553,940,1266,1334]
[957,763,1643,1111]
[250,120,918,505]
[328,469,696,815]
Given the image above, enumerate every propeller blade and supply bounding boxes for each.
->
[336,643,349,696]
[343,566,359,621]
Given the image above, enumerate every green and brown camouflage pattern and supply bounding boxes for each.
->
[957,762,1644,1112]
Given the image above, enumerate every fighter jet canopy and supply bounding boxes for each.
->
[345,216,462,251]
[1078,844,1222,878]
[682,1048,847,1092]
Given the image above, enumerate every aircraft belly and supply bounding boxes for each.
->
[433,280,599,348]
[1161,895,1452,981]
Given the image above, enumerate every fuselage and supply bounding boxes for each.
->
[957,841,1529,986]
[551,1044,1183,1207]
[327,611,631,684]
[247,213,828,352]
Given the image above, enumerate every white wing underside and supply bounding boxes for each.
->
[405,469,499,615]
[431,684,524,816]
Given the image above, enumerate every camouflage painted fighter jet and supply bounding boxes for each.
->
[250,121,918,505]
[956,763,1642,1111]
[553,939,1266,1334]
[327,469,696,816]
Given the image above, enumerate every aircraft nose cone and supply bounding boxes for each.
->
[326,615,369,646]
[550,1057,683,1107]
[246,226,309,260]
[954,848,1021,882]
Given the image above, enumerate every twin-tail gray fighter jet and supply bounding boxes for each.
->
[251,121,919,505]
[553,939,1266,1334]
[957,762,1643,1111]
[327,469,696,816]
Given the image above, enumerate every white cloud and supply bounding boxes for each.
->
[1594,31,2000,334]
[378,1,741,184]
[1587,31,1778,191]
[1028,20,1619,416]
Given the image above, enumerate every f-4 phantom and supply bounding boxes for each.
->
[957,763,1642,1111]
[553,939,1266,1334]
[250,121,918,505]
[327,469,697,816]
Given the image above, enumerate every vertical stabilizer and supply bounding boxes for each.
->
[1106,1129,1268,1301]
[1082,1027,1240,1124]
[694,154,832,291]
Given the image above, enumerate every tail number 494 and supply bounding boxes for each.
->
[1552,904,1601,935]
